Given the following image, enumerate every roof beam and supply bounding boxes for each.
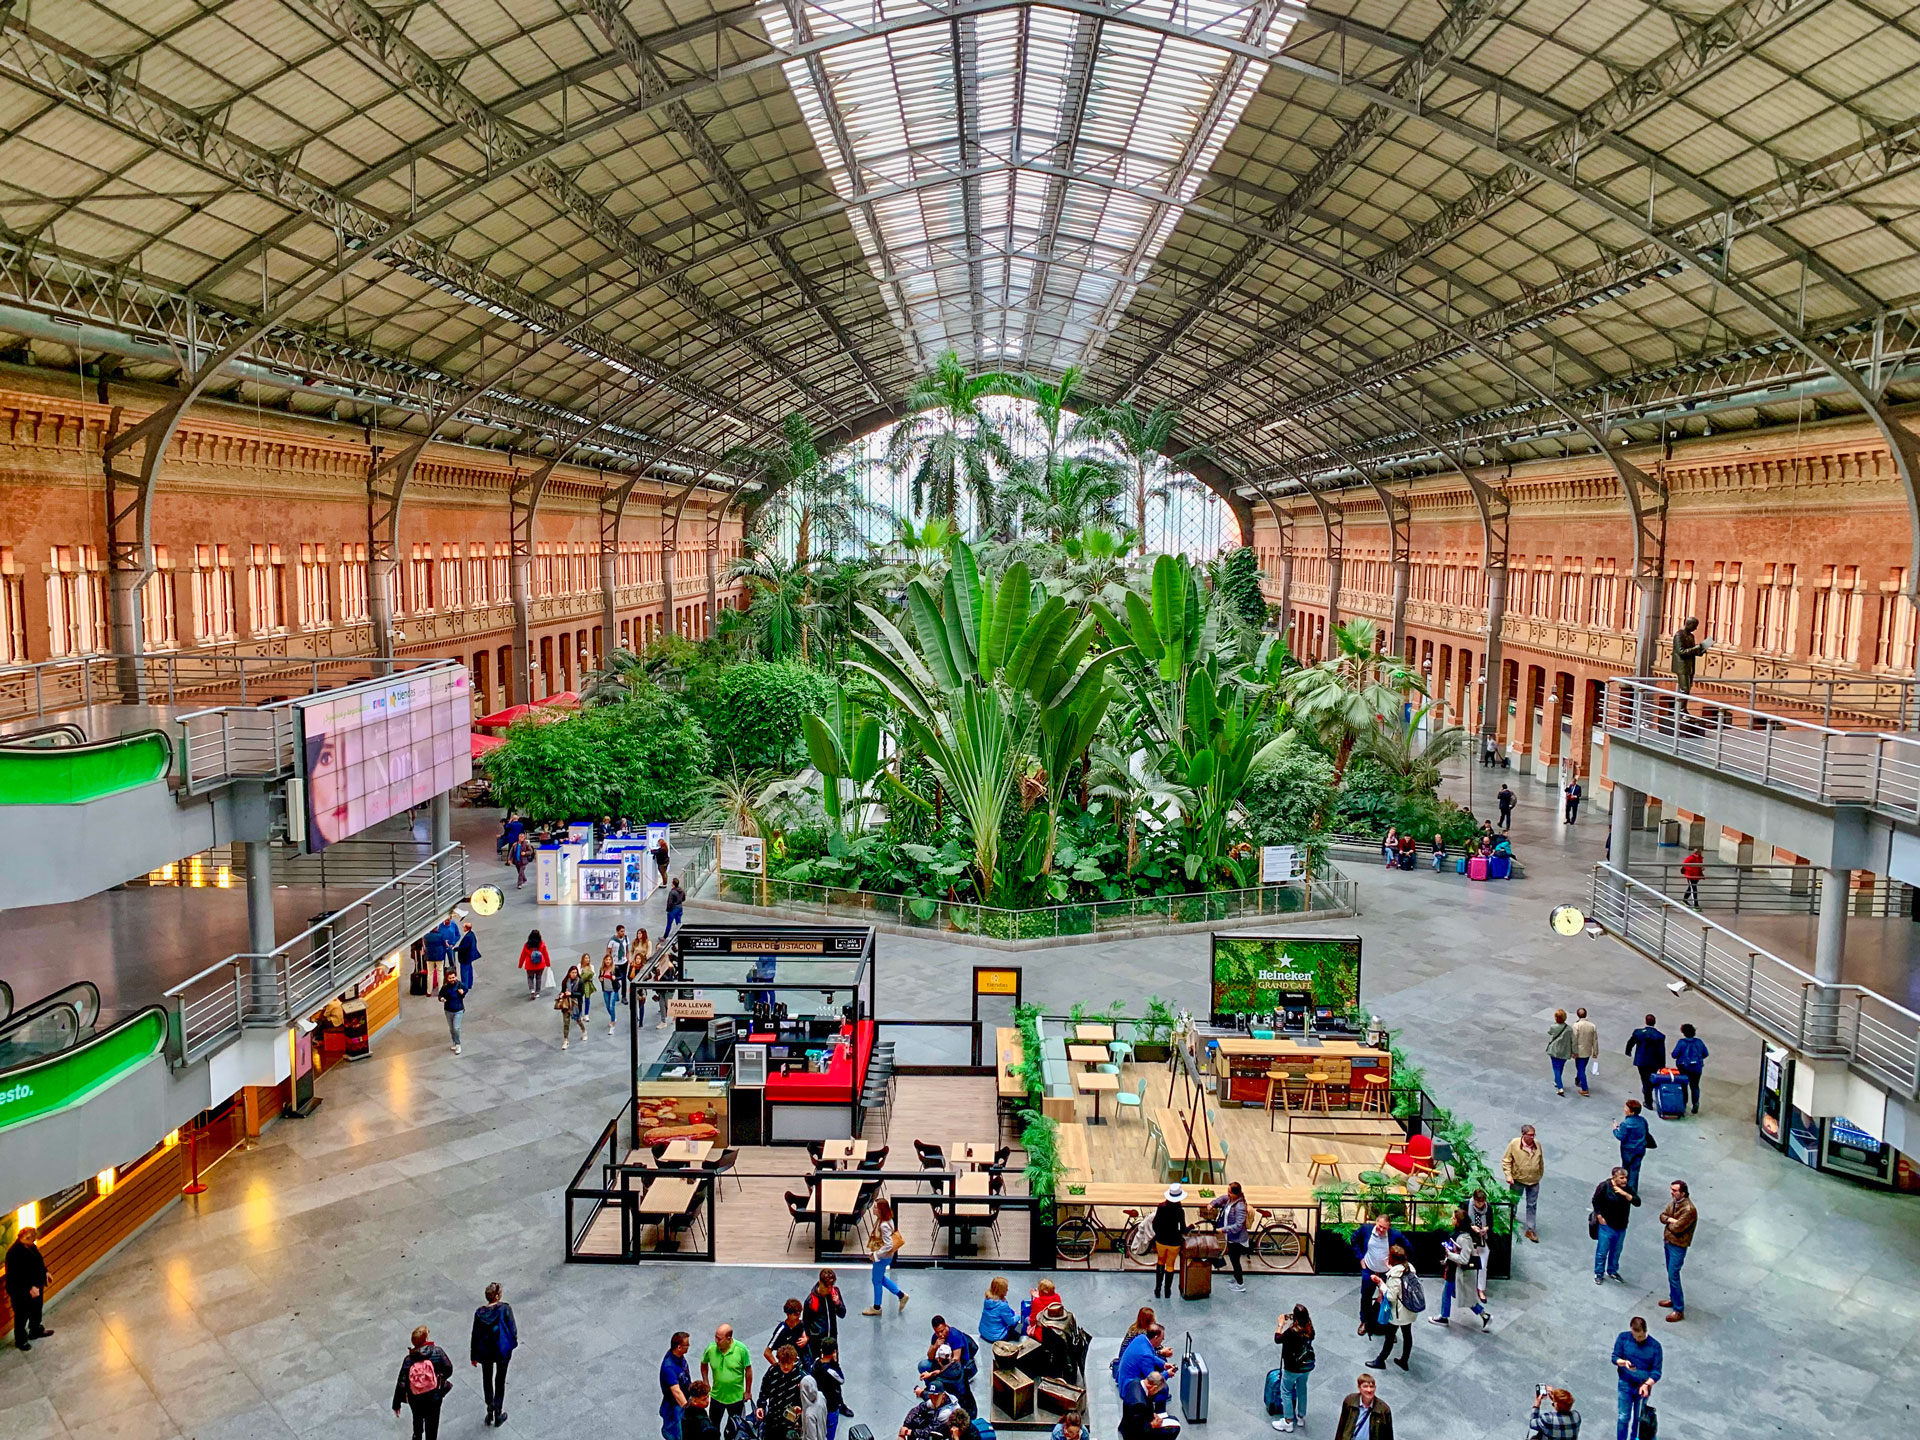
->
[583,0,889,404]
[949,14,989,366]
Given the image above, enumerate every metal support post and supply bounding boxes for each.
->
[245,838,276,1018]
[1811,866,1850,1047]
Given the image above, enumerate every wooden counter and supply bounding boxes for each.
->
[362,968,401,1035]
[1211,1036,1388,1106]
[996,1026,1026,1099]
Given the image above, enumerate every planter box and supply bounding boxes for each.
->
[1132,1042,1171,1064]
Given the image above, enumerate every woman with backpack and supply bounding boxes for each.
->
[1270,1304,1314,1433]
[392,1325,454,1439]
[470,1282,518,1427]
[1367,1246,1419,1371]
[518,930,550,1000]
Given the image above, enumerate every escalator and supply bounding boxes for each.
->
[0,727,172,804]
[0,980,100,1071]
[0,981,167,1135]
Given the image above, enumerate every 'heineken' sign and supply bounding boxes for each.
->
[0,1009,167,1133]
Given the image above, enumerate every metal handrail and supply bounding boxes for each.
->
[1624,861,1915,918]
[1601,678,1920,817]
[1588,864,1920,1100]
[163,842,468,1063]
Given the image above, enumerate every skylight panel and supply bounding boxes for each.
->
[760,1,1295,371]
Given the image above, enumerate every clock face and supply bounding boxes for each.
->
[470,885,504,916]
[1550,904,1586,937]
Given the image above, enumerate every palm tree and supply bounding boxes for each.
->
[883,513,958,588]
[1049,525,1137,609]
[730,412,882,567]
[1283,618,1426,795]
[806,557,885,660]
[1357,703,1472,793]
[579,647,649,707]
[1002,454,1127,541]
[691,764,772,836]
[1085,401,1194,555]
[727,550,809,660]
[886,351,1017,531]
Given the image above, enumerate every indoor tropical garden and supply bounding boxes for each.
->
[480,355,1481,939]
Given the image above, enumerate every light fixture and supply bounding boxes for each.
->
[15,1201,38,1229]
[96,1168,116,1197]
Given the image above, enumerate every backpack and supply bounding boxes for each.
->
[406,1353,440,1396]
[1396,1269,1427,1313]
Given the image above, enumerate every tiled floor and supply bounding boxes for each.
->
[5,778,1919,1439]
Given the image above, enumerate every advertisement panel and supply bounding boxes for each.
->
[1210,932,1362,1024]
[297,667,472,851]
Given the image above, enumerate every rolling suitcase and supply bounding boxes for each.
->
[1456,856,1469,875]
[1467,856,1490,881]
[1263,1368,1285,1415]
[1653,1067,1687,1120]
[1487,853,1511,880]
[1178,1333,1208,1424]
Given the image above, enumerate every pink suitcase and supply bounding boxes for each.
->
[1467,856,1490,881]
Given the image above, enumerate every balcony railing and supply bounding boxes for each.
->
[1600,678,1920,817]
[1625,861,1915,918]
[1587,864,1920,1101]
[163,843,467,1064]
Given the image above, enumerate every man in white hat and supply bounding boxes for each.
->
[1151,1185,1189,1299]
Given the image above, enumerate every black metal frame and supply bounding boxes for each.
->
[564,1109,721,1263]
[800,1166,1048,1269]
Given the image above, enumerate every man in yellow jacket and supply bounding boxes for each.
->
[1501,1125,1545,1243]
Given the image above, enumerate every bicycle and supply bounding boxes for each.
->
[1053,1205,1149,1267]
[1250,1207,1308,1269]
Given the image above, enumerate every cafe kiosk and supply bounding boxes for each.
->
[629,923,877,1149]
[1205,932,1392,1103]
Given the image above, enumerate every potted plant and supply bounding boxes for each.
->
[1133,995,1176,1063]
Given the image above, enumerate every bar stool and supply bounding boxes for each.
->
[1307,1154,1341,1183]
[1359,1072,1391,1114]
[1302,1071,1333,1115]
[1265,1070,1291,1129]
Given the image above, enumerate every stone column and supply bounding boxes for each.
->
[1811,866,1850,1046]
[1609,783,1638,877]
[431,791,452,853]
[246,838,277,1018]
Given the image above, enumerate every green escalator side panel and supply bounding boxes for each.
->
[0,731,171,804]
[0,1009,167,1132]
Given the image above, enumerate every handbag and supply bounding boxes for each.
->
[1587,1211,1600,1240]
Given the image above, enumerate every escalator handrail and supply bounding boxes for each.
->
[0,727,173,804]
[0,978,11,1024]
[0,979,102,1042]
[0,1000,81,1069]
[0,1006,169,1128]
[0,722,88,747]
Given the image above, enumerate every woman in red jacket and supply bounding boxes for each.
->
[519,929,551,999]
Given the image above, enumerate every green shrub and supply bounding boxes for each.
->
[483,691,711,822]
[700,661,833,771]
[1240,734,1336,847]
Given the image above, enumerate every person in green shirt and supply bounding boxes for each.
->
[702,1324,753,1439]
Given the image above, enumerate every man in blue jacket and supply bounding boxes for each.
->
[1351,1215,1412,1335]
[1613,1100,1653,1195]
[1624,1014,1666,1106]
[1610,1316,1662,1440]
[1670,1024,1708,1114]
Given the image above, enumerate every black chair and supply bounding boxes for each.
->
[991,1145,1012,1170]
[913,1139,945,1168]
[857,1144,889,1170]
[784,1190,818,1251]
[805,1139,828,1167]
[702,1147,743,1195]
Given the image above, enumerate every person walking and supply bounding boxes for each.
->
[1270,1304,1315,1433]
[1564,777,1582,824]
[1614,1100,1653,1195]
[1429,1205,1488,1332]
[1501,1124,1545,1242]
[1572,1008,1599,1096]
[470,1282,517,1428]
[862,1197,909,1315]
[1205,1180,1251,1292]
[1332,1373,1393,1440]
[1624,1015,1667,1106]
[655,833,673,884]
[1671,1025,1708,1114]
[1366,1245,1416,1371]
[4,1225,52,1351]
[1657,1181,1696,1323]
[1497,783,1516,831]
[600,950,621,1034]
[659,1331,694,1440]
[1679,848,1704,908]
[440,969,467,1055]
[497,813,522,863]
[1150,1185,1188,1300]
[701,1324,753,1440]
[1350,1214,1409,1338]
[1610,1318,1661,1440]
[511,831,533,888]
[1546,1010,1575,1095]
[663,875,687,941]
[609,922,631,982]
[518,929,550,999]
[575,956,595,1034]
[1590,1167,1641,1284]
[557,964,584,1049]
[456,921,480,991]
[391,1325,454,1440]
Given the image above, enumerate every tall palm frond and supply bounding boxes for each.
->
[886,351,1019,531]
[1084,401,1186,555]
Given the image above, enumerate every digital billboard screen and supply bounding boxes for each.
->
[298,667,472,851]
[1210,933,1362,1024]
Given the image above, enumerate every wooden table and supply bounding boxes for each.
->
[658,1138,712,1165]
[950,1141,997,1167]
[1075,1023,1116,1043]
[1155,1108,1224,1165]
[1076,1069,1119,1124]
[996,1027,1026,1099]
[637,1176,699,1229]
[819,1139,868,1168]
[946,1170,994,1255]
[817,1179,866,1215]
[1067,1044,1109,1067]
